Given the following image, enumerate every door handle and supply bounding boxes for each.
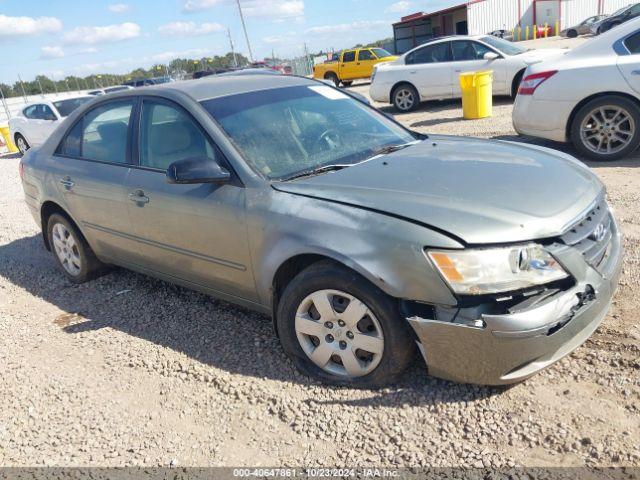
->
[631,70,640,75]
[59,177,75,189]
[409,70,417,74]
[357,62,361,65]
[128,190,149,204]
[454,69,462,72]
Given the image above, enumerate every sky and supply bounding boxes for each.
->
[0,0,462,83]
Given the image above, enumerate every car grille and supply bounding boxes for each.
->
[560,197,613,271]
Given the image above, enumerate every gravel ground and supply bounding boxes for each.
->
[0,86,639,468]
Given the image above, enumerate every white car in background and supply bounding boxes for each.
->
[87,85,134,95]
[513,17,640,160]
[369,35,566,112]
[9,96,93,154]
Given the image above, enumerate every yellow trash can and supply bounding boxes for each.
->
[0,126,18,153]
[459,70,493,119]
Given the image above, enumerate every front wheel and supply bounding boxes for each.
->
[570,95,640,161]
[392,84,419,112]
[324,72,339,87]
[276,261,415,387]
[567,29,578,38]
[15,134,29,156]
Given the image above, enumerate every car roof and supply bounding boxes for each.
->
[122,74,316,102]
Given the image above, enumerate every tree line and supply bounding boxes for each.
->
[0,51,250,99]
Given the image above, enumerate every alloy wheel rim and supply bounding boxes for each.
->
[395,89,414,111]
[294,289,384,378]
[580,105,635,155]
[17,137,27,154]
[52,223,82,276]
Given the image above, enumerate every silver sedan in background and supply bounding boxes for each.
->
[19,74,622,387]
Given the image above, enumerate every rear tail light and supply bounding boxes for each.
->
[518,70,558,95]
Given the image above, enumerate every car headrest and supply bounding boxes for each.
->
[149,121,194,156]
[97,122,128,144]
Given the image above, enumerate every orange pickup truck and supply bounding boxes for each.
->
[313,47,397,87]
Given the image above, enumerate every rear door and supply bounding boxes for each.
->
[124,97,256,301]
[449,40,507,96]
[616,30,640,94]
[52,98,139,263]
[404,41,453,100]
[339,50,359,80]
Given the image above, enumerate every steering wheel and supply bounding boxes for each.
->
[315,128,341,151]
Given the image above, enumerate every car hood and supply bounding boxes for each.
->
[273,136,603,245]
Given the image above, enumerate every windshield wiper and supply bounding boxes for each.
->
[367,141,416,159]
[283,164,350,181]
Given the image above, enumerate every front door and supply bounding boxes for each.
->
[124,98,256,301]
[450,40,507,96]
[52,99,139,263]
[356,49,377,78]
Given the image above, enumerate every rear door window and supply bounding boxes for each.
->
[624,31,640,53]
[406,42,452,64]
[56,100,134,163]
[342,51,356,62]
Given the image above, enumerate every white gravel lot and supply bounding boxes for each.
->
[0,82,639,468]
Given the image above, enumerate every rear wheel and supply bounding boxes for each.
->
[15,134,29,156]
[47,213,105,283]
[571,95,640,161]
[324,72,339,87]
[567,29,578,38]
[276,261,415,387]
[392,84,419,112]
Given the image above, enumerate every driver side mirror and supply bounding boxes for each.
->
[484,52,500,60]
[166,156,230,184]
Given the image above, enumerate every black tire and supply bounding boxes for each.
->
[511,70,525,99]
[570,95,640,161]
[14,133,29,156]
[341,81,353,87]
[392,83,419,112]
[46,213,105,283]
[276,260,415,387]
[567,29,578,38]
[324,72,339,87]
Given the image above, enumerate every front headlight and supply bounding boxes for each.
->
[427,244,569,295]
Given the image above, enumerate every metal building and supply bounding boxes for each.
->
[392,0,633,54]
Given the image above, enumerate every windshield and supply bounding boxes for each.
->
[53,97,93,117]
[479,36,527,55]
[200,85,415,180]
[372,48,393,58]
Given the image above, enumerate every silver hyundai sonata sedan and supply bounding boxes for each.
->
[19,74,623,387]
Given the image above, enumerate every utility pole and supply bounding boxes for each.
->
[17,75,28,103]
[227,28,238,68]
[37,77,44,97]
[236,0,254,62]
[0,86,11,122]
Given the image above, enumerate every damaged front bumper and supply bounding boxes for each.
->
[407,216,623,386]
